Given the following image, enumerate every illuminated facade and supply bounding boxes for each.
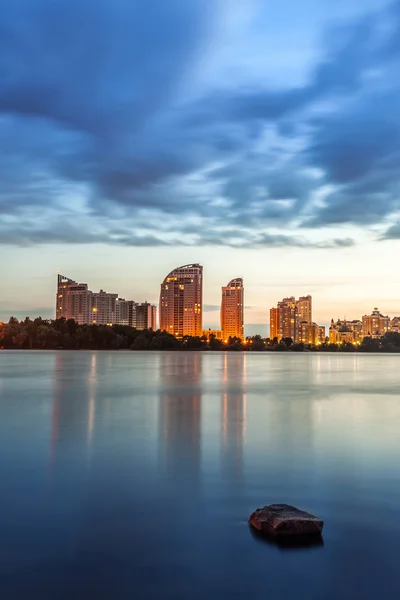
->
[202,329,223,341]
[297,296,312,324]
[362,308,390,338]
[159,264,203,337]
[270,307,279,340]
[298,321,322,345]
[390,317,400,332]
[318,326,326,343]
[329,319,362,344]
[221,278,244,340]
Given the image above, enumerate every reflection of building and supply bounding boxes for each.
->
[158,353,202,489]
[50,352,97,468]
[329,319,362,343]
[221,354,246,479]
[221,278,244,340]
[362,308,390,338]
[159,264,203,337]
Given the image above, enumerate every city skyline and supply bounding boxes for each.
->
[2,270,398,343]
[1,0,400,332]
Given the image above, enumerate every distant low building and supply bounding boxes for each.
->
[329,319,362,344]
[390,317,400,333]
[202,329,223,341]
[318,325,326,343]
[298,321,325,345]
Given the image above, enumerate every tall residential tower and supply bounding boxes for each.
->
[221,278,244,340]
[159,264,203,337]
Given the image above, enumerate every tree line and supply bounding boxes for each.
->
[1,317,400,352]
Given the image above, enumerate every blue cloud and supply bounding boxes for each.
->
[0,0,399,246]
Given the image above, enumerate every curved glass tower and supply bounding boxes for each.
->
[221,277,244,340]
[159,264,203,338]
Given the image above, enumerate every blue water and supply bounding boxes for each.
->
[0,350,400,599]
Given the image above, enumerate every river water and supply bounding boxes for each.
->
[0,350,399,599]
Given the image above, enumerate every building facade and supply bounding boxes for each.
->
[221,277,244,341]
[329,319,362,344]
[202,329,223,341]
[115,299,136,326]
[390,317,400,332]
[270,296,312,342]
[270,307,279,340]
[318,326,326,343]
[362,308,390,338]
[159,264,203,337]
[297,296,312,324]
[298,321,321,345]
[134,302,157,330]
[56,274,91,325]
[90,290,118,325]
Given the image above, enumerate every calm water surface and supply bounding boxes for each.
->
[0,351,400,599]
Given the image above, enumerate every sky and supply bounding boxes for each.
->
[1,0,399,334]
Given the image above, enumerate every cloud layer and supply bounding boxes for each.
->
[1,0,399,248]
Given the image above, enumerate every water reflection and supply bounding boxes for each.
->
[221,353,247,480]
[158,353,202,494]
[49,352,99,471]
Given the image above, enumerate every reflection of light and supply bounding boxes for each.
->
[223,353,228,382]
[222,392,228,443]
[243,393,247,442]
[88,395,95,447]
[87,353,97,447]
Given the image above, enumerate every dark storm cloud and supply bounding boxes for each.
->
[0,0,399,247]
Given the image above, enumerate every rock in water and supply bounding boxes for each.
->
[249,504,323,537]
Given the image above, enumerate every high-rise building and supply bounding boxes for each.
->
[362,308,390,338]
[269,295,313,342]
[221,278,244,341]
[56,274,91,325]
[297,296,312,323]
[159,264,203,337]
[90,290,118,325]
[270,307,279,340]
[134,302,157,330]
[115,299,136,326]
